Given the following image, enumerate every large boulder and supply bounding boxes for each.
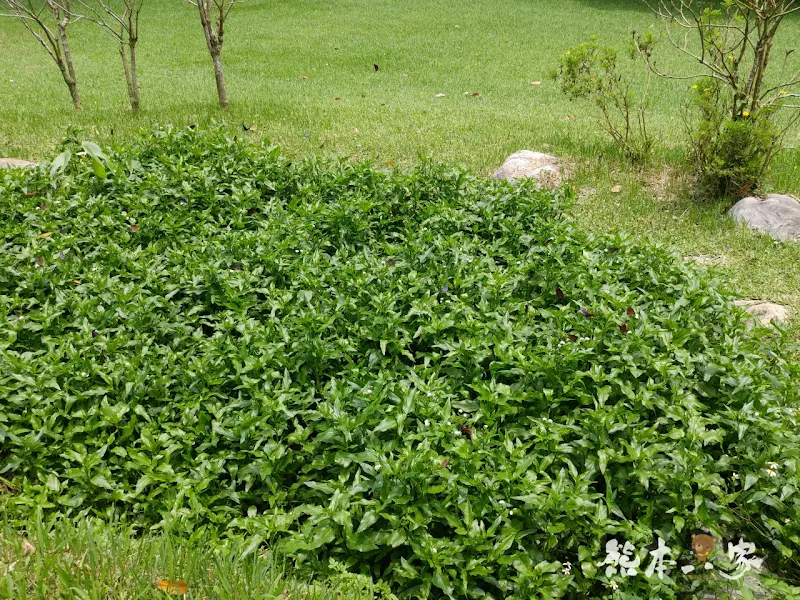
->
[0,158,37,169]
[728,194,800,242]
[493,150,560,188]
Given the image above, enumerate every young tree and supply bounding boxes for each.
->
[637,0,800,117]
[70,0,144,111]
[634,0,800,196]
[1,0,82,110]
[187,0,242,108]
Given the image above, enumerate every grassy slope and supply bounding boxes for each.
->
[1,0,799,322]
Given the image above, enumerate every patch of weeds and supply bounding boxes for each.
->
[0,128,799,598]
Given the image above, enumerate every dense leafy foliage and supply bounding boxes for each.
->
[1,129,799,599]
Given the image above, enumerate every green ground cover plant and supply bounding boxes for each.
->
[1,129,800,598]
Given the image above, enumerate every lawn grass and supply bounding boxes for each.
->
[1,0,799,324]
[0,518,375,600]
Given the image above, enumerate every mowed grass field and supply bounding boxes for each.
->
[1,0,800,327]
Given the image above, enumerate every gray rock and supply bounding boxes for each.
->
[734,299,790,327]
[493,150,560,188]
[729,194,800,242]
[0,158,37,169]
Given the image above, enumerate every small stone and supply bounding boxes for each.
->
[734,299,790,327]
[729,194,800,242]
[493,150,560,189]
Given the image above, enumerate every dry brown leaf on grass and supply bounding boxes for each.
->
[563,114,574,121]
[38,231,52,239]
[130,224,140,232]
[611,185,622,193]
[22,539,35,555]
[530,81,542,85]
[434,93,446,98]
[154,578,188,595]
[464,92,481,97]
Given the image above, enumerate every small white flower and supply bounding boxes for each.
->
[767,469,778,477]
[785,518,792,524]
[499,500,506,506]
[769,462,779,470]
[431,547,437,553]
[424,419,430,426]
[609,580,619,591]
[81,372,88,377]
[374,464,381,471]
[509,509,514,515]
[483,424,488,428]
[426,391,433,397]
[363,389,372,395]
[295,249,301,253]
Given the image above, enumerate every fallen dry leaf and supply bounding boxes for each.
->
[563,114,574,121]
[22,539,36,555]
[300,75,308,80]
[38,232,53,239]
[464,92,481,97]
[73,280,80,285]
[454,24,460,28]
[434,93,446,98]
[36,256,45,266]
[334,97,341,101]
[530,81,542,85]
[611,185,622,193]
[353,127,360,134]
[130,224,140,232]
[154,578,188,595]
[373,63,380,72]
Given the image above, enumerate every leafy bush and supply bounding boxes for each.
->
[688,78,782,198]
[1,129,800,599]
[553,40,652,162]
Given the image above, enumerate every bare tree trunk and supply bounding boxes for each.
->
[120,45,134,106]
[211,50,228,108]
[56,13,81,110]
[119,42,140,111]
[129,39,139,110]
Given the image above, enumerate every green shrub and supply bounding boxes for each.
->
[1,129,800,599]
[552,40,652,162]
[688,78,782,198]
